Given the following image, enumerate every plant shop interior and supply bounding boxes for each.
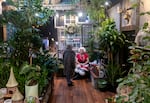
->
[0,0,150,103]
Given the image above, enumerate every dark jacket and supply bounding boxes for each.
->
[63,49,75,75]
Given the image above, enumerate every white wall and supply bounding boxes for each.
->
[140,0,150,28]
[108,3,121,30]
[0,0,6,14]
[0,1,2,14]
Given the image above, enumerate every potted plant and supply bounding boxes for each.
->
[32,50,59,98]
[20,62,41,98]
[0,0,54,98]
[95,18,127,91]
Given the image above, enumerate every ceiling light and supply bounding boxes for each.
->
[105,1,109,6]
[78,12,83,17]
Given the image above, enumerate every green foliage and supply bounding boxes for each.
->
[98,79,108,89]
[38,68,48,95]
[116,1,150,102]
[0,42,10,88]
[82,0,106,24]
[105,63,125,88]
[33,51,59,95]
[20,62,41,86]
[33,51,59,74]
[0,0,53,66]
[97,18,126,63]
[94,18,127,90]
[98,18,126,54]
[140,11,150,16]
[0,0,54,96]
[2,0,53,29]
[86,36,100,61]
[0,62,10,88]
[0,42,25,93]
[117,46,150,103]
[13,66,26,94]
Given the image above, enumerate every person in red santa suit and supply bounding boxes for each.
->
[73,47,90,80]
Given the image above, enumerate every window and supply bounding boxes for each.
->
[64,15,76,25]
[55,14,65,28]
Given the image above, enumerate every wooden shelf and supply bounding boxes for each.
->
[121,25,137,31]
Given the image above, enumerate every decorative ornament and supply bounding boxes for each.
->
[6,67,18,94]
[123,11,131,24]
[66,24,78,34]
[12,88,24,103]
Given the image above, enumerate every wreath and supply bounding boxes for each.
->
[66,24,77,34]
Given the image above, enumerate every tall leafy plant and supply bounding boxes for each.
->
[32,51,59,94]
[96,18,127,90]
[1,0,53,67]
[0,0,54,95]
[97,18,126,64]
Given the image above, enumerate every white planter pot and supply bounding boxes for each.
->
[25,84,38,98]
[50,0,61,4]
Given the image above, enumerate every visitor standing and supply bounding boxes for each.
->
[63,45,75,86]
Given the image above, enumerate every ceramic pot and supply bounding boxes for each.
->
[25,84,38,98]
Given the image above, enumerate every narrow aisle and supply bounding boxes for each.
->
[50,77,115,103]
